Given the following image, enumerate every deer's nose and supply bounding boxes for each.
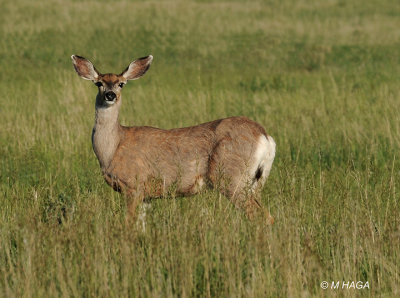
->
[105,91,116,101]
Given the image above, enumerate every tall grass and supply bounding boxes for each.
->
[1,0,399,296]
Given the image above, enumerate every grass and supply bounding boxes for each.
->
[1,0,400,296]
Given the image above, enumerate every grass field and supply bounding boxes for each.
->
[1,0,400,296]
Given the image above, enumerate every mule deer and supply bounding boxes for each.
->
[71,55,276,224]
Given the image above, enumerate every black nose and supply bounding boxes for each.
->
[105,91,116,101]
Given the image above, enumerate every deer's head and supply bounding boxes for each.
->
[71,55,153,107]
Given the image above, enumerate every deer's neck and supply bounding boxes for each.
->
[92,98,122,170]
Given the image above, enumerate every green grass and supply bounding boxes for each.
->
[1,0,400,296]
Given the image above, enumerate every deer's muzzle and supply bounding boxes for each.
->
[105,91,116,102]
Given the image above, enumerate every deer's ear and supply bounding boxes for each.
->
[71,55,100,81]
[121,55,153,80]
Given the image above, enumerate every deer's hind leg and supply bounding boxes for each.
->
[207,135,275,224]
[224,172,274,225]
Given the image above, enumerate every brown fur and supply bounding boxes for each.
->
[106,116,267,197]
[71,55,275,224]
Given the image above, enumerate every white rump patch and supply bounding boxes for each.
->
[250,135,276,189]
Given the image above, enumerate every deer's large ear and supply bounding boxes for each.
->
[71,55,100,81]
[121,55,153,80]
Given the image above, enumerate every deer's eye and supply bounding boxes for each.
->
[95,82,103,87]
[119,83,125,88]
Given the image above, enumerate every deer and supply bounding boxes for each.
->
[71,55,276,224]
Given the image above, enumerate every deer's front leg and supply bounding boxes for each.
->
[125,189,145,224]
